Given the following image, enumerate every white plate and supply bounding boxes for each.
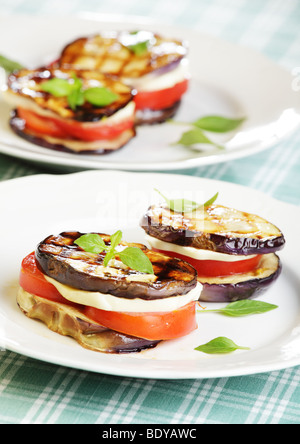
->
[0,13,299,171]
[0,170,299,379]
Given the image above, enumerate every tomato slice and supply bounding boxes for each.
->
[151,248,261,278]
[84,302,197,341]
[134,79,189,111]
[18,108,67,138]
[19,252,77,305]
[54,116,134,141]
[17,107,134,141]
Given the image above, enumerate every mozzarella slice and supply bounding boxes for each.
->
[45,275,202,313]
[145,235,258,262]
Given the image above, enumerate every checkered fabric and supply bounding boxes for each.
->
[0,0,299,424]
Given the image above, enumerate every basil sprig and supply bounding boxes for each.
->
[41,74,119,110]
[125,31,151,56]
[74,231,154,274]
[171,115,245,150]
[0,54,24,73]
[155,188,218,213]
[195,337,250,354]
[198,300,278,317]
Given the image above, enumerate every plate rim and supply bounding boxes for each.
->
[0,13,299,171]
[1,169,300,379]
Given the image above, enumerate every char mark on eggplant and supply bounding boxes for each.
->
[35,231,197,300]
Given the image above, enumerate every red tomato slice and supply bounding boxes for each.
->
[134,79,189,111]
[19,252,77,305]
[151,248,261,277]
[54,116,134,141]
[18,107,67,138]
[17,107,134,141]
[84,302,197,341]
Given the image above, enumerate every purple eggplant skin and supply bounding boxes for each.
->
[135,101,181,125]
[198,254,282,303]
[140,209,285,256]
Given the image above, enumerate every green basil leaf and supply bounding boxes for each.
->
[203,192,219,207]
[103,230,123,267]
[154,188,219,213]
[127,40,149,56]
[198,300,278,317]
[195,337,250,354]
[84,87,119,107]
[0,54,24,73]
[193,116,245,133]
[41,78,73,97]
[154,188,200,212]
[220,300,278,317]
[74,233,106,254]
[119,247,154,274]
[68,87,84,110]
[174,128,224,150]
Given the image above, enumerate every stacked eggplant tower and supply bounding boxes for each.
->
[57,30,190,124]
[140,203,285,302]
[5,67,136,153]
[17,232,201,353]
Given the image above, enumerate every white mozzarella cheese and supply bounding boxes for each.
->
[44,275,202,313]
[145,235,258,262]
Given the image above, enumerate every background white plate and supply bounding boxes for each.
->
[0,170,299,379]
[0,13,299,171]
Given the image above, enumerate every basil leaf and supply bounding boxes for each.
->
[195,337,250,354]
[68,87,84,110]
[128,40,149,56]
[119,247,154,274]
[74,233,106,254]
[0,54,24,73]
[203,192,219,207]
[174,128,224,150]
[41,78,73,97]
[84,87,119,107]
[193,116,245,133]
[154,188,200,212]
[154,188,219,213]
[220,300,278,317]
[103,230,123,267]
[198,300,278,317]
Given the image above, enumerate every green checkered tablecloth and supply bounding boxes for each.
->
[0,0,300,425]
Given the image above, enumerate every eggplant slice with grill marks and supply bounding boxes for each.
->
[140,204,285,302]
[141,204,285,255]
[35,231,198,300]
[4,67,136,153]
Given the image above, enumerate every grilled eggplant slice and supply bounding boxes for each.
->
[140,204,285,256]
[17,288,160,353]
[58,31,188,80]
[4,67,136,153]
[199,253,282,302]
[6,67,134,120]
[35,231,198,300]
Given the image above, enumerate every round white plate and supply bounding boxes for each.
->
[0,13,299,171]
[0,170,299,379]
